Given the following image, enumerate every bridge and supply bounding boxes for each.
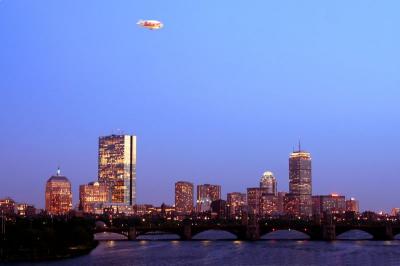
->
[94,219,400,241]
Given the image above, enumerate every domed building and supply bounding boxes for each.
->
[260,171,277,195]
[45,168,72,215]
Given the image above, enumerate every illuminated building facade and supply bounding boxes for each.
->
[346,197,360,213]
[45,169,72,215]
[79,181,109,213]
[260,171,277,195]
[227,192,247,218]
[0,197,16,216]
[196,184,221,212]
[312,194,346,216]
[175,181,194,215]
[277,192,286,214]
[283,193,301,216]
[247,187,266,216]
[392,208,400,217]
[260,193,278,216]
[98,134,137,205]
[16,203,36,217]
[289,148,312,217]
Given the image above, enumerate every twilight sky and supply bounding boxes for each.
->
[0,1,399,211]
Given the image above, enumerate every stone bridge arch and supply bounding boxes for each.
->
[259,224,316,239]
[335,225,393,240]
[191,225,246,240]
[260,229,311,240]
[135,228,184,239]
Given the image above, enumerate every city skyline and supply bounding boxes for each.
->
[1,1,400,212]
[0,135,378,213]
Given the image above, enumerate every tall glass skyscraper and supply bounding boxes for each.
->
[98,134,137,205]
[288,147,312,217]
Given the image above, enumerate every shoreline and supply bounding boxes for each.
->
[0,241,99,263]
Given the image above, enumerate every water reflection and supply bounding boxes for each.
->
[193,230,237,240]
[336,230,373,240]
[261,230,310,240]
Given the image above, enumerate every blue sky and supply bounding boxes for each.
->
[0,0,399,211]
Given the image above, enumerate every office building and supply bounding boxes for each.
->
[247,187,267,216]
[227,192,247,218]
[79,181,109,213]
[175,181,194,215]
[312,194,346,216]
[0,197,16,216]
[98,134,137,205]
[45,168,72,215]
[196,184,221,212]
[289,146,312,217]
[260,171,277,195]
[346,197,360,213]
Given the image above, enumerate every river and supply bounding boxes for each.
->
[11,231,400,265]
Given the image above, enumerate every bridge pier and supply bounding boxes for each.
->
[322,224,336,241]
[128,227,137,241]
[373,224,393,241]
[245,213,260,241]
[182,224,192,240]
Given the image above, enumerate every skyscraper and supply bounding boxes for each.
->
[260,171,277,195]
[45,168,72,215]
[98,134,137,205]
[175,181,194,216]
[288,145,312,217]
[196,184,221,212]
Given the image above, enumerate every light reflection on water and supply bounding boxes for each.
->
[21,232,400,266]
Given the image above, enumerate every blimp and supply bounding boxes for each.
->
[137,20,163,30]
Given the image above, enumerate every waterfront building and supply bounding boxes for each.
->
[79,181,109,214]
[289,146,312,217]
[260,193,278,216]
[45,168,72,215]
[210,199,227,219]
[227,192,247,218]
[0,197,16,216]
[98,134,137,205]
[260,171,277,195]
[175,181,194,216]
[391,208,400,217]
[196,184,221,212]
[247,187,266,216]
[16,203,36,217]
[277,192,286,214]
[283,193,301,217]
[312,194,346,216]
[346,197,360,213]
[102,203,135,216]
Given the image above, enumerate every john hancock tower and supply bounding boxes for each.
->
[98,134,137,205]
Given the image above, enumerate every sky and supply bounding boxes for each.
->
[0,0,399,212]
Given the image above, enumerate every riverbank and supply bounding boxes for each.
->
[0,240,98,262]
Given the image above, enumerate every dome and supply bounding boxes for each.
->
[47,175,70,183]
[47,168,70,183]
[261,171,275,181]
